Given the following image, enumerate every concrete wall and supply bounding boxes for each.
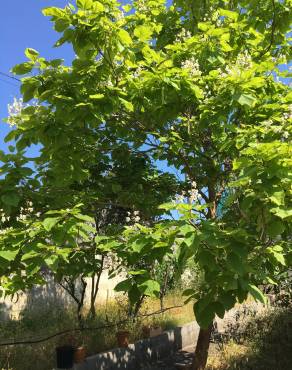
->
[0,270,122,320]
[72,322,200,370]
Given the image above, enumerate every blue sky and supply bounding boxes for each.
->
[0,0,74,152]
[0,0,178,178]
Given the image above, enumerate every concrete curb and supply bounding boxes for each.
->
[71,322,199,370]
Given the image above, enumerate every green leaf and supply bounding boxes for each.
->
[92,1,104,12]
[191,85,204,99]
[219,292,236,310]
[89,94,105,100]
[25,48,39,61]
[219,9,238,20]
[0,249,19,261]
[271,207,292,219]
[114,279,132,292]
[199,250,216,271]
[212,302,225,319]
[118,29,133,46]
[44,254,59,270]
[12,62,34,75]
[42,7,65,18]
[138,279,160,296]
[269,191,285,206]
[134,25,153,42]
[237,94,256,107]
[182,288,195,296]
[43,217,61,231]
[194,300,215,329]
[73,214,95,223]
[158,202,174,211]
[55,19,70,32]
[227,252,244,275]
[221,41,233,52]
[247,284,266,304]
[77,0,93,10]
[267,245,286,266]
[128,270,148,276]
[267,220,285,237]
[1,193,20,207]
[119,98,134,112]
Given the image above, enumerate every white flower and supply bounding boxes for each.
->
[133,66,143,78]
[188,181,198,203]
[221,51,252,79]
[133,210,140,216]
[181,57,201,77]
[136,0,147,12]
[175,28,192,43]
[283,105,292,121]
[7,98,24,126]
[134,216,141,222]
[125,217,131,223]
[116,10,125,21]
[19,214,27,221]
[282,131,289,139]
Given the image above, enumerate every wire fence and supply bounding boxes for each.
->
[0,304,184,347]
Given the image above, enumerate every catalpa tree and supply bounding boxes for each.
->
[0,0,291,369]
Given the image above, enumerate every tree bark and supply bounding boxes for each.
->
[191,324,213,370]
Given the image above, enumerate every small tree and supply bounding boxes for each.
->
[0,1,291,369]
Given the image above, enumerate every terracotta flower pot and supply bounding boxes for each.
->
[74,346,86,363]
[142,325,151,338]
[116,330,130,348]
[150,326,163,337]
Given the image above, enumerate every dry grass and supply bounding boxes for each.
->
[206,307,292,370]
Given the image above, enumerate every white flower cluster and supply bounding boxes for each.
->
[175,28,192,43]
[202,6,221,25]
[236,51,252,69]
[282,131,289,139]
[188,181,199,203]
[175,181,199,204]
[7,98,25,127]
[116,10,125,21]
[16,201,39,222]
[283,104,292,121]
[175,192,185,203]
[219,51,252,78]
[0,227,13,235]
[133,66,143,78]
[204,84,212,98]
[181,268,194,287]
[126,210,141,223]
[181,57,202,77]
[135,0,147,12]
[0,209,10,223]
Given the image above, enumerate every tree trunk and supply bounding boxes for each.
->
[90,275,97,318]
[191,324,213,370]
[89,255,105,318]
